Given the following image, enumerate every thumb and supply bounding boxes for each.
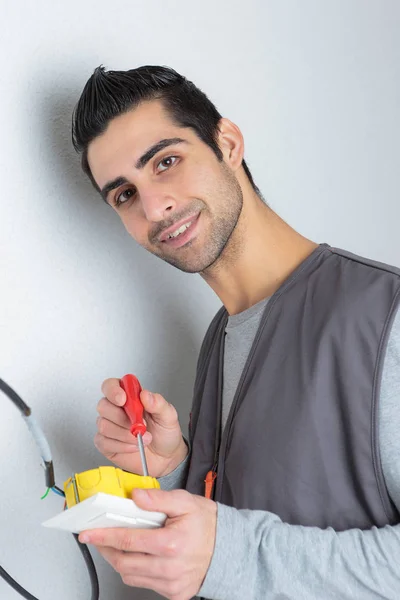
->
[132,487,192,518]
[140,389,178,427]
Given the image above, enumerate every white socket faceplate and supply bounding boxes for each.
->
[42,492,167,534]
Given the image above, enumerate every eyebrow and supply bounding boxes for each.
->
[135,137,187,169]
[100,176,129,204]
[100,137,187,204]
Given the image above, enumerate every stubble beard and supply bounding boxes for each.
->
[150,168,244,274]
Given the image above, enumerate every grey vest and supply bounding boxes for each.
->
[186,244,400,531]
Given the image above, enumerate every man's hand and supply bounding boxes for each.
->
[79,488,217,600]
[95,378,188,477]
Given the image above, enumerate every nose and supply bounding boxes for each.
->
[140,185,176,222]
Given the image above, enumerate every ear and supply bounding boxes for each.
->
[217,118,245,172]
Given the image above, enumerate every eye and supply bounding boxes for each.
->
[156,156,178,172]
[114,187,136,208]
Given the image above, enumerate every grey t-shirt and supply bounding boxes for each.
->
[222,297,271,431]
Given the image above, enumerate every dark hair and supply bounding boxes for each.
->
[72,65,260,194]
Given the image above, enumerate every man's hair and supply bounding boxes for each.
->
[72,65,259,194]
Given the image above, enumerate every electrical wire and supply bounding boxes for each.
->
[0,377,100,600]
[0,378,31,415]
[0,522,99,600]
[73,535,100,600]
[0,565,39,600]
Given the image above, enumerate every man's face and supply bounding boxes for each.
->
[88,100,243,273]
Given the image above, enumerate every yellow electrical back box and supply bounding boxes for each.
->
[64,466,160,508]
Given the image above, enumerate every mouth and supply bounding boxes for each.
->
[159,213,201,249]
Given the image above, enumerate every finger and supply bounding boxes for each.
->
[79,526,174,556]
[96,398,131,428]
[132,488,193,518]
[118,576,190,600]
[98,551,184,598]
[140,390,178,428]
[97,547,166,580]
[96,417,152,445]
[101,378,126,407]
[118,574,187,599]
[94,434,140,455]
[96,417,134,443]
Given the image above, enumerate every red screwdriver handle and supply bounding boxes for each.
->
[120,374,146,437]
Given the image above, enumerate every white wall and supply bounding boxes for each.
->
[0,1,399,598]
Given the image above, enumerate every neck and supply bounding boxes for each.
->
[201,188,318,315]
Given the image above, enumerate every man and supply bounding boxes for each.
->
[72,65,400,599]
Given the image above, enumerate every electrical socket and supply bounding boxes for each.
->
[42,492,167,534]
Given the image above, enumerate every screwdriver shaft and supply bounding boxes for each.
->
[137,432,149,477]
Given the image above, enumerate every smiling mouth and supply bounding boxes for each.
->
[166,220,193,239]
[160,213,200,249]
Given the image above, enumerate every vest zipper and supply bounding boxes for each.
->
[204,460,218,500]
[204,326,225,500]
[213,296,274,502]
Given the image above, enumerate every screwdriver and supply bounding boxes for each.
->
[120,374,149,477]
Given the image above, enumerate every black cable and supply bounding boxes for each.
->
[0,566,39,600]
[0,532,100,600]
[44,460,55,489]
[73,535,100,600]
[0,378,31,415]
[60,487,100,600]
[0,377,100,600]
